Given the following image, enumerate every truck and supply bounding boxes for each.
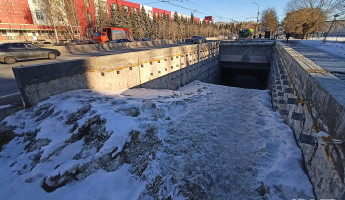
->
[93,27,133,44]
[238,29,254,39]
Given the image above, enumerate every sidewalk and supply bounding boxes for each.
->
[283,40,345,80]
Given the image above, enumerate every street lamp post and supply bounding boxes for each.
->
[323,14,340,43]
[253,2,259,37]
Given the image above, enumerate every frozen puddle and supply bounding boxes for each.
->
[0,81,314,199]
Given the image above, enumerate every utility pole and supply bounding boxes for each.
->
[253,2,259,36]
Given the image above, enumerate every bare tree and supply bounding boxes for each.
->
[286,0,343,15]
[94,0,110,32]
[284,8,327,38]
[261,8,279,33]
[39,0,81,42]
[282,0,340,38]
[40,0,64,43]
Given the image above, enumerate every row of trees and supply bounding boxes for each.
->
[282,0,344,38]
[39,0,241,41]
[97,5,237,40]
[248,0,344,39]
[38,0,343,42]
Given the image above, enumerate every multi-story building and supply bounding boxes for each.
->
[141,5,153,20]
[204,16,214,23]
[0,0,36,41]
[0,0,214,42]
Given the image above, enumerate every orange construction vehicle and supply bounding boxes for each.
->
[93,27,133,44]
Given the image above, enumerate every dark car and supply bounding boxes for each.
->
[141,38,152,41]
[0,42,61,64]
[69,39,86,45]
[192,35,207,44]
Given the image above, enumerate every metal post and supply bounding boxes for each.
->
[253,2,259,37]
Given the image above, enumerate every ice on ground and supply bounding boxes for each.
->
[0,81,314,199]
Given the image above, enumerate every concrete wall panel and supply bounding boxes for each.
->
[13,42,220,107]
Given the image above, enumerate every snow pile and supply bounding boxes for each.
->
[0,81,314,199]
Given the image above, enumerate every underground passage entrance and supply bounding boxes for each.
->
[219,62,271,90]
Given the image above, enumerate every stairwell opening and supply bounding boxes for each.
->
[219,61,271,90]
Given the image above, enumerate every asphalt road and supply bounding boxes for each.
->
[0,42,191,105]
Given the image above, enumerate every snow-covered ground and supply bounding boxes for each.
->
[0,81,314,199]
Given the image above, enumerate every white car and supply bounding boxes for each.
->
[229,35,237,40]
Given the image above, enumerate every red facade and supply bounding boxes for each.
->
[0,0,213,41]
[204,16,214,23]
[73,0,96,37]
[107,0,140,15]
[0,0,33,24]
[194,17,200,23]
[152,7,171,20]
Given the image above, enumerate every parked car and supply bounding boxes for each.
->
[192,35,207,44]
[229,34,237,40]
[0,42,61,64]
[69,39,86,45]
[141,38,152,41]
[110,39,131,43]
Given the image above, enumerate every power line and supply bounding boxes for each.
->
[159,0,233,21]
[184,0,236,21]
[158,0,208,15]
[145,0,253,22]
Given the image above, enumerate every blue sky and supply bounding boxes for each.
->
[131,0,291,22]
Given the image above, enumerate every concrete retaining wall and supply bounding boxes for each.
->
[0,104,23,122]
[271,42,345,199]
[220,41,274,63]
[13,42,220,107]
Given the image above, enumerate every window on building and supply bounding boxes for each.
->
[133,8,137,14]
[36,10,44,20]
[155,12,158,18]
[122,6,128,12]
[85,0,90,7]
[161,13,164,19]
[86,13,92,22]
[148,10,153,17]
[110,4,118,10]
[100,1,107,10]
